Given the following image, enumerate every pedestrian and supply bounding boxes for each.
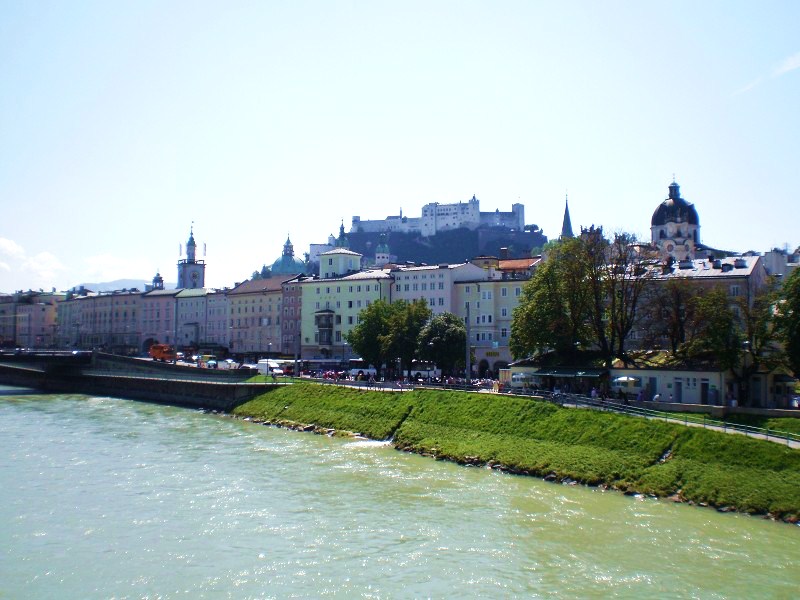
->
[652,392,661,402]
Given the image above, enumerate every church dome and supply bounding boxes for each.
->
[271,236,305,275]
[651,181,699,227]
[271,254,305,274]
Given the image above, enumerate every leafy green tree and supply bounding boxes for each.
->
[418,312,466,376]
[683,286,742,371]
[380,299,432,378]
[638,277,699,353]
[776,267,800,376]
[731,280,784,403]
[511,258,577,359]
[344,299,394,378]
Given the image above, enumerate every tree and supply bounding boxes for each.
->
[418,312,466,376]
[605,233,658,361]
[683,286,742,372]
[250,265,271,281]
[511,256,583,359]
[379,299,432,378]
[730,280,784,404]
[776,267,800,376]
[638,277,699,353]
[344,299,394,378]
[580,226,613,362]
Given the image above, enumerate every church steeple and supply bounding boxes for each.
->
[177,224,206,289]
[186,225,197,262]
[560,195,574,239]
[335,220,349,248]
[283,234,294,258]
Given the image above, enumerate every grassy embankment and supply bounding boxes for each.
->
[233,382,800,521]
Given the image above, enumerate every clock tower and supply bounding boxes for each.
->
[177,226,206,289]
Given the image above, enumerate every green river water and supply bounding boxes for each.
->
[0,389,797,598]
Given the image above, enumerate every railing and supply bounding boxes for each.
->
[513,390,800,447]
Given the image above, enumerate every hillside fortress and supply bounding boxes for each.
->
[350,195,525,237]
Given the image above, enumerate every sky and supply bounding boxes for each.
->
[1,1,799,293]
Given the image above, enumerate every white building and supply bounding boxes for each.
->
[351,195,525,237]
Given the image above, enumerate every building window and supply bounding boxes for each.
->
[501,307,508,317]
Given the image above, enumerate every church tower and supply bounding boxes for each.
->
[560,195,574,239]
[375,232,391,267]
[335,220,349,249]
[177,226,206,289]
[650,179,701,261]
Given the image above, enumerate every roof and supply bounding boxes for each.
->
[651,256,760,280]
[229,275,299,295]
[499,257,541,271]
[176,288,210,298]
[143,288,181,297]
[319,248,362,257]
[340,269,393,281]
[394,263,465,272]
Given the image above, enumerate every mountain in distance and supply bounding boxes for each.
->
[70,278,177,292]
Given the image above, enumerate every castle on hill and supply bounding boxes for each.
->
[350,195,525,237]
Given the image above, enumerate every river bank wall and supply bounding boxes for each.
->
[0,358,272,412]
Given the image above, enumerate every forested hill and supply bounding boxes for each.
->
[347,227,548,264]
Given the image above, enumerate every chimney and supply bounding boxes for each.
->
[500,247,509,259]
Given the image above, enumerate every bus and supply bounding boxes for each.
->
[409,361,441,381]
[348,358,377,379]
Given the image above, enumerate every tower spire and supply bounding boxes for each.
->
[560,194,574,239]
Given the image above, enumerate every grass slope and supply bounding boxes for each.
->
[233,382,412,440]
[234,384,800,520]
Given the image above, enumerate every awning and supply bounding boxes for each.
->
[613,375,642,383]
[534,368,607,378]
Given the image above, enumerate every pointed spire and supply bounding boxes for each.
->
[560,194,574,239]
[336,220,349,248]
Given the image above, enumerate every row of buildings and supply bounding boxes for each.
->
[2,182,798,388]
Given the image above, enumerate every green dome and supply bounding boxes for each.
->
[272,235,305,274]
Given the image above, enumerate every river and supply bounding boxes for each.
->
[1,389,797,598]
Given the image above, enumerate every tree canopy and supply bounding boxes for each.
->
[344,299,395,377]
[776,267,800,376]
[418,312,467,376]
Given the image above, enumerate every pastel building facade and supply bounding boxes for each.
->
[227,276,298,355]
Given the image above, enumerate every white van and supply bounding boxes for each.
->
[257,359,284,376]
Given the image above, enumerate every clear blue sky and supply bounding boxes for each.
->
[1,1,798,293]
